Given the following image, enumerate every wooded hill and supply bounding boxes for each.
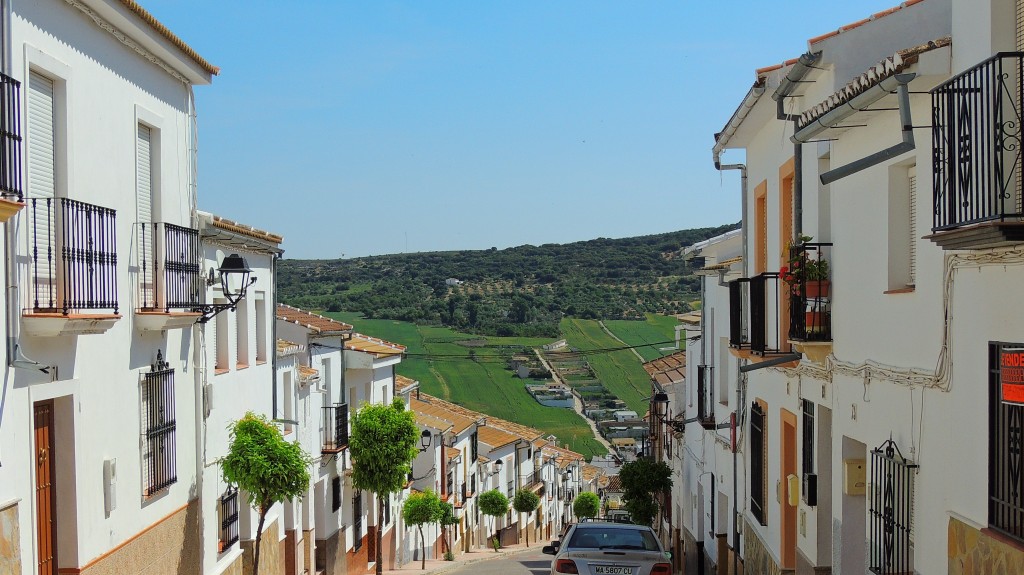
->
[279,223,737,338]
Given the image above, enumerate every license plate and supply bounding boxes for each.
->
[594,567,632,575]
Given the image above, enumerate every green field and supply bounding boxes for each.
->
[603,313,683,362]
[326,312,608,459]
[560,318,654,414]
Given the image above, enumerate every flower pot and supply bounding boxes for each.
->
[804,280,831,299]
[804,311,829,334]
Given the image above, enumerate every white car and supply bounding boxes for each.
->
[542,522,672,575]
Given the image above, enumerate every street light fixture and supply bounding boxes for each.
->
[419,429,432,452]
[196,254,257,324]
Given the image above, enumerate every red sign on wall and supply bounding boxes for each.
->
[1001,348,1024,405]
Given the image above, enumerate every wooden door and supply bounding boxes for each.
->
[35,401,57,575]
[780,409,797,569]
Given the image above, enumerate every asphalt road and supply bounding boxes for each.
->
[448,549,552,575]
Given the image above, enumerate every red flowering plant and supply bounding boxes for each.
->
[779,235,829,296]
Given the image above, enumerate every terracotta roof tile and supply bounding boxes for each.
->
[277,304,353,335]
[395,374,418,393]
[808,0,932,46]
[643,350,687,376]
[276,339,302,354]
[478,426,519,449]
[117,0,219,75]
[211,214,283,244]
[415,412,453,432]
[345,333,406,358]
[412,397,477,434]
[445,446,462,461]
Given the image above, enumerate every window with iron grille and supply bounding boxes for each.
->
[989,342,1024,542]
[353,490,363,551]
[219,487,239,550]
[869,439,917,574]
[142,351,177,496]
[802,400,814,477]
[750,401,767,526]
[331,476,341,512]
[471,431,479,462]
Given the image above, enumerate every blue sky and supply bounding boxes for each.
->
[143,1,904,259]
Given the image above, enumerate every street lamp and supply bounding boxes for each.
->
[196,254,257,324]
[487,459,504,476]
[419,429,433,452]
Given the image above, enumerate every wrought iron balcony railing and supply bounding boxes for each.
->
[520,470,544,489]
[0,72,23,202]
[787,243,833,343]
[321,403,349,454]
[139,222,202,312]
[28,197,118,315]
[932,53,1024,231]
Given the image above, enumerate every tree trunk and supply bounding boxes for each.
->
[418,525,425,570]
[253,505,268,575]
[376,496,384,575]
[524,513,529,547]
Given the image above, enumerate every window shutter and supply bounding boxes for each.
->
[27,71,57,307]
[908,167,917,286]
[137,124,155,305]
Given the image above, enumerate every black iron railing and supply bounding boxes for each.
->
[750,402,767,526]
[139,222,201,312]
[28,197,118,314]
[0,73,22,201]
[869,439,917,574]
[750,273,782,355]
[353,491,363,551]
[787,243,833,342]
[220,487,239,550]
[697,365,714,427]
[932,53,1024,231]
[447,472,455,497]
[142,352,176,496]
[461,482,468,503]
[989,342,1024,542]
[728,279,747,348]
[322,403,349,453]
[520,470,543,488]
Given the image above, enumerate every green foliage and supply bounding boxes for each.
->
[222,412,311,575]
[403,489,443,526]
[572,491,601,519]
[619,458,673,526]
[279,224,737,337]
[478,489,510,517]
[513,489,541,514]
[222,412,311,511]
[561,318,654,413]
[349,398,420,496]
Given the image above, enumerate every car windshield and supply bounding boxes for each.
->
[567,527,660,551]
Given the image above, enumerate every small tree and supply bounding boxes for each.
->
[573,491,601,520]
[512,489,541,547]
[438,502,458,558]
[403,490,443,570]
[350,398,420,575]
[618,458,673,526]
[478,489,510,552]
[222,413,311,575]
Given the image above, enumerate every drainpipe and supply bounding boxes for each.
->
[773,51,820,240]
[271,253,279,419]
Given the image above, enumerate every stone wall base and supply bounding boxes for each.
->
[241,521,284,575]
[317,528,347,575]
[949,516,1024,574]
[0,502,22,575]
[743,519,787,575]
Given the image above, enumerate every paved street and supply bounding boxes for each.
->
[444,549,551,575]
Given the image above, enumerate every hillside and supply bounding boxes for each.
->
[279,223,736,337]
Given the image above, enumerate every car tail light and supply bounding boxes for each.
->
[555,559,579,574]
[650,563,672,575]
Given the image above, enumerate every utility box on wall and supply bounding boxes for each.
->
[843,459,866,495]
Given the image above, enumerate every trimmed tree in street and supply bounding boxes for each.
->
[439,502,458,558]
[619,457,673,526]
[222,412,311,575]
[402,490,443,569]
[478,489,510,552]
[512,488,541,547]
[350,398,420,575]
[573,491,601,520]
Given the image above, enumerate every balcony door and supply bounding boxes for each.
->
[137,123,155,307]
[27,70,58,311]
[34,401,58,575]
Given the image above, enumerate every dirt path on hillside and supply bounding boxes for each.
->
[533,349,613,453]
[598,321,645,362]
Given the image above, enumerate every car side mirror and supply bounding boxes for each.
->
[542,545,557,555]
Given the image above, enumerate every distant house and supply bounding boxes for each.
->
[543,339,568,351]
[445,278,463,286]
[613,410,639,422]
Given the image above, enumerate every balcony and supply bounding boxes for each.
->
[696,365,715,430]
[23,197,120,336]
[728,273,792,359]
[520,471,545,494]
[786,243,833,363]
[136,222,203,331]
[321,403,349,454]
[0,72,24,222]
[929,53,1024,249]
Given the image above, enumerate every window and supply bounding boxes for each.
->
[750,400,767,526]
[471,431,479,462]
[869,439,917,573]
[718,335,730,405]
[219,487,239,550]
[137,123,154,306]
[802,399,814,478]
[989,342,1024,542]
[353,490,363,550]
[254,292,266,363]
[754,181,768,274]
[236,298,249,368]
[887,163,917,290]
[27,71,57,308]
[331,476,341,512]
[142,352,177,495]
[215,297,229,372]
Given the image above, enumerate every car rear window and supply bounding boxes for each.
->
[567,527,660,551]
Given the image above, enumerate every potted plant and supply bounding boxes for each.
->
[780,236,830,299]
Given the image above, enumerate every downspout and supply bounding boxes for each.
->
[271,253,279,419]
[773,52,821,239]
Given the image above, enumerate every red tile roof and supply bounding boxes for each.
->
[276,304,353,335]
[117,0,219,75]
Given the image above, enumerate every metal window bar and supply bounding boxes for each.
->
[932,53,1024,231]
[0,72,23,201]
[787,243,833,342]
[697,365,714,425]
[507,480,515,497]
[462,482,468,503]
[750,401,767,526]
[728,279,747,348]
[989,342,1024,541]
[353,491,363,551]
[869,438,918,574]
[142,353,176,495]
[322,403,349,453]
[750,273,782,356]
[331,476,341,512]
[471,474,477,496]
[29,198,118,314]
[220,487,239,549]
[160,223,201,311]
[802,399,815,478]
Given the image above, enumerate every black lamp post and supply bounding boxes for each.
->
[419,429,432,452]
[195,254,258,324]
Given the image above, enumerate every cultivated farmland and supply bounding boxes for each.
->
[603,313,683,362]
[559,318,655,414]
